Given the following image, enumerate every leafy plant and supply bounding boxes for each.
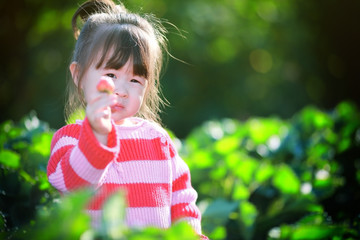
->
[0,112,199,240]
[179,101,360,239]
[0,111,58,238]
[1,102,360,239]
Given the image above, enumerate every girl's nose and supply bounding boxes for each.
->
[114,78,128,98]
[114,87,128,98]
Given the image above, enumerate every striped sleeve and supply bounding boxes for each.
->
[168,136,203,236]
[47,118,119,193]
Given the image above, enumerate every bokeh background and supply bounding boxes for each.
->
[1,0,359,138]
[1,1,360,239]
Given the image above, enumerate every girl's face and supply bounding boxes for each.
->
[74,54,148,125]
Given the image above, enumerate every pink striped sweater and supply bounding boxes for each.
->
[47,117,205,237]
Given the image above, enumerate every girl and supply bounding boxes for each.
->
[47,0,207,238]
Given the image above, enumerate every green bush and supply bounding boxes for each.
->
[180,101,360,239]
[1,102,359,239]
[0,111,58,238]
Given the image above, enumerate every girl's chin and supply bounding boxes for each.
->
[114,118,136,126]
[113,118,125,125]
[111,114,129,125]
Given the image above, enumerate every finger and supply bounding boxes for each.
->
[87,105,111,121]
[89,115,112,135]
[92,108,111,122]
[86,106,112,134]
[88,94,117,112]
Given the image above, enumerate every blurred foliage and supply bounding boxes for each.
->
[1,0,359,138]
[2,0,359,238]
[0,111,58,237]
[1,101,360,239]
[179,101,360,239]
[0,112,198,240]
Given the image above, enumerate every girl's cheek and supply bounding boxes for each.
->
[83,86,98,103]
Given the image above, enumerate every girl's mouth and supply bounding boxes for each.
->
[111,104,124,113]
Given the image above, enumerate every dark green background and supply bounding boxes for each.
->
[1,0,359,137]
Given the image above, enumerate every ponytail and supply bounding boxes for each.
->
[72,0,126,39]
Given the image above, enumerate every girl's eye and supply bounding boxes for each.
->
[106,73,117,79]
[130,79,141,84]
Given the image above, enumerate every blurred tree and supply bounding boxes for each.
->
[0,0,359,138]
[296,0,360,108]
[0,0,75,130]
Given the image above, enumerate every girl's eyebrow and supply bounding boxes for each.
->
[102,67,146,78]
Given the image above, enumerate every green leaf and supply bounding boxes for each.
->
[234,158,259,185]
[338,138,351,152]
[23,190,91,239]
[162,222,198,240]
[307,143,331,159]
[255,162,275,183]
[335,101,358,121]
[188,150,214,168]
[20,170,36,185]
[239,200,258,227]
[203,198,238,219]
[232,182,250,200]
[101,190,127,239]
[272,165,300,194]
[298,107,333,130]
[291,225,343,240]
[214,136,239,155]
[225,151,242,169]
[37,170,51,190]
[0,150,20,169]
[127,221,198,240]
[237,201,258,240]
[210,164,227,180]
[30,132,53,157]
[245,118,285,144]
[209,226,226,239]
[202,198,239,231]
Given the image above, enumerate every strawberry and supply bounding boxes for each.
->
[97,77,115,94]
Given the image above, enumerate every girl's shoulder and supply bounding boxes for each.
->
[51,121,83,148]
[56,120,83,135]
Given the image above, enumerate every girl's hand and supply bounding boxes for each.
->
[86,93,116,145]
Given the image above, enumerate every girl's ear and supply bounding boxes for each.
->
[69,62,80,87]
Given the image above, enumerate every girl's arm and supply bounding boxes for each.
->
[169,139,208,239]
[47,118,119,193]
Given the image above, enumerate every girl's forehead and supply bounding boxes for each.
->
[87,27,149,77]
[93,49,138,73]
[94,46,129,68]
[94,47,119,65]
